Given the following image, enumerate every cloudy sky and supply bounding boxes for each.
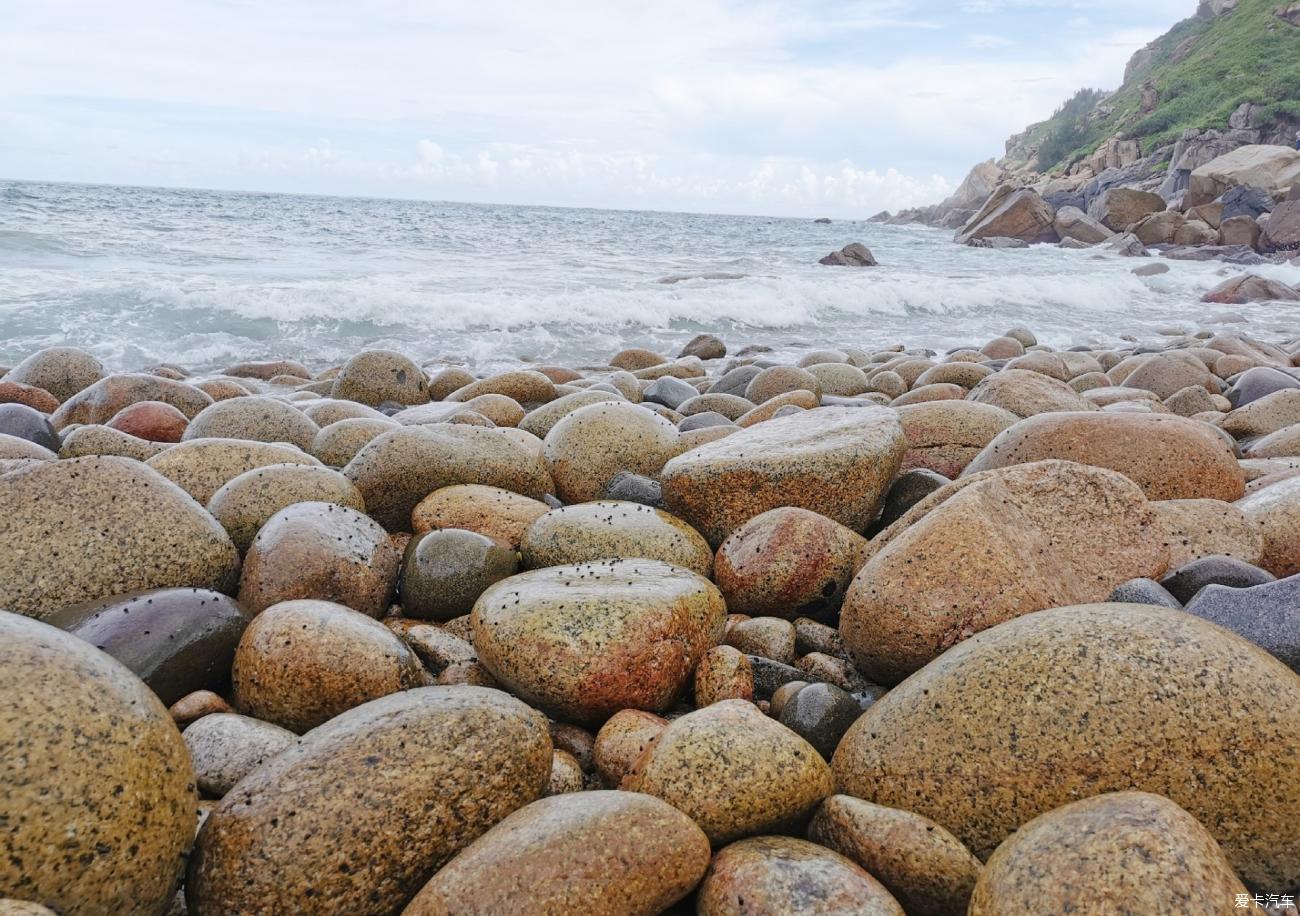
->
[2,0,1198,216]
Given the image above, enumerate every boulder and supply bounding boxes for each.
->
[472,560,725,725]
[842,461,1169,683]
[0,457,240,618]
[1237,475,1300,576]
[186,687,551,916]
[1217,214,1262,249]
[624,699,834,844]
[107,400,189,442]
[400,528,518,620]
[207,463,364,552]
[1153,498,1263,568]
[59,423,170,461]
[1261,199,1300,252]
[1222,388,1300,437]
[310,417,398,466]
[4,346,105,403]
[1160,554,1274,604]
[0,403,59,451]
[776,682,862,759]
[146,438,320,504]
[329,349,429,407]
[1052,205,1113,244]
[1226,366,1300,408]
[895,400,1018,477]
[224,359,311,381]
[679,333,726,360]
[1186,573,1300,672]
[819,243,878,266]
[411,483,550,548]
[1187,145,1300,208]
[745,366,822,404]
[50,373,212,430]
[182,713,295,797]
[445,370,557,405]
[956,189,1056,245]
[542,402,678,504]
[693,644,755,706]
[520,501,713,576]
[661,407,905,546]
[0,612,196,916]
[403,792,710,916]
[966,369,1097,417]
[0,379,60,413]
[1088,187,1165,231]
[968,792,1247,915]
[1132,210,1186,245]
[1202,273,1300,304]
[593,709,668,788]
[183,396,319,451]
[725,616,798,664]
[832,603,1300,890]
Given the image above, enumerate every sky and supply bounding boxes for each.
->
[1,0,1201,217]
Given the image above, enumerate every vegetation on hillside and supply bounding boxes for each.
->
[1029,0,1300,173]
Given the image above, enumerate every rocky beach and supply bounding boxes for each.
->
[2,325,1300,914]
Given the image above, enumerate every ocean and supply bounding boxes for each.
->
[3,179,1300,374]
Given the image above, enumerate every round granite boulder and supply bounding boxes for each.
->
[517,390,624,439]
[107,400,189,442]
[472,560,725,725]
[445,369,557,406]
[329,349,429,407]
[310,416,398,466]
[186,687,551,916]
[1152,497,1264,568]
[0,611,196,916]
[969,792,1247,915]
[58,423,170,461]
[0,433,54,461]
[744,365,823,404]
[183,396,319,451]
[593,710,668,788]
[623,699,834,844]
[403,791,710,916]
[51,373,212,430]
[1237,475,1300,577]
[146,438,321,505]
[400,528,519,620]
[895,400,1018,478]
[207,463,365,552]
[0,379,60,413]
[237,501,400,616]
[411,483,551,548]
[693,644,755,706]
[182,713,295,797]
[300,398,387,427]
[521,501,713,576]
[542,401,679,504]
[0,457,241,618]
[966,369,1097,418]
[4,346,105,403]
[832,603,1300,891]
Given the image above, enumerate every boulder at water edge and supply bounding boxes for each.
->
[541,401,680,504]
[146,438,322,505]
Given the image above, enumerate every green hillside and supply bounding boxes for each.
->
[1028,0,1300,173]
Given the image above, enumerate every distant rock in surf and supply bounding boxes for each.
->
[818,243,878,267]
[813,217,832,224]
[656,272,746,284]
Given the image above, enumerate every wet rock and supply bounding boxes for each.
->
[744,366,822,404]
[400,528,519,620]
[1237,475,1300,576]
[832,603,1300,890]
[895,400,1018,477]
[224,359,311,382]
[386,619,477,673]
[680,333,726,360]
[0,611,196,916]
[1108,577,1182,608]
[521,501,713,576]
[593,709,668,788]
[0,379,60,413]
[207,463,365,552]
[183,396,319,451]
[107,400,190,442]
[871,468,950,532]
[301,398,387,427]
[186,687,550,916]
[794,617,849,660]
[237,501,400,616]
[968,792,1247,915]
[819,242,878,266]
[0,403,59,451]
[1203,273,1300,304]
[598,469,665,507]
[183,713,295,797]
[777,682,862,760]
[329,349,429,407]
[624,699,833,843]
[309,417,399,465]
[410,483,550,549]
[405,791,710,916]
[472,560,725,725]
[517,390,624,439]
[696,836,904,916]
[445,369,557,406]
[0,457,241,618]
[724,616,797,665]
[1226,366,1300,409]
[1185,572,1300,672]
[643,375,698,410]
[1160,554,1275,604]
[542,401,679,504]
[170,690,233,727]
[232,599,426,732]
[693,645,755,706]
[611,348,669,371]
[51,373,213,430]
[748,655,812,700]
[427,366,476,400]
[147,438,320,504]
[4,346,106,403]
[808,795,982,916]
[967,368,1098,417]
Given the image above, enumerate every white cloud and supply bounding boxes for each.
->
[966,33,1014,48]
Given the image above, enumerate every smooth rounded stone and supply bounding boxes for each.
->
[400,528,518,620]
[0,901,56,915]
[610,347,668,371]
[44,587,251,706]
[894,400,1018,477]
[776,682,861,760]
[170,689,233,726]
[207,463,365,552]
[1108,577,1183,608]
[794,617,849,659]
[106,399,189,443]
[748,655,813,701]
[795,652,876,694]
[980,336,1024,359]
[593,709,668,788]
[843,461,1169,683]
[871,468,950,532]
[962,411,1245,501]
[913,361,993,389]
[0,403,58,451]
[967,368,1098,417]
[744,365,822,404]
[546,748,585,795]
[445,369,557,406]
[549,720,595,771]
[888,357,937,388]
[677,394,752,423]
[187,686,550,916]
[1238,476,1300,576]
[301,398,387,427]
[473,560,725,725]
[1244,420,1300,459]
[0,612,196,916]
[693,645,755,706]
[725,616,797,665]
[968,792,1247,915]
[238,501,399,616]
[1186,573,1300,672]
[51,373,213,430]
[0,457,241,618]
[232,599,426,732]
[0,379,61,412]
[520,501,712,577]
[427,366,476,400]
[1122,352,1216,400]
[387,619,477,674]
[1222,388,1300,438]
[59,423,170,460]
[182,396,319,451]
[0,433,53,460]
[733,389,818,427]
[344,424,553,532]
[147,437,321,504]
[195,377,253,401]
[1160,554,1276,604]
[405,790,709,916]
[1164,384,1218,418]
[643,375,698,410]
[769,680,808,719]
[623,699,833,843]
[631,356,704,381]
[804,363,869,397]
[1153,497,1264,568]
[329,349,429,407]
[662,407,904,547]
[224,359,311,381]
[890,382,965,406]
[541,401,679,504]
[808,795,981,916]
[680,333,726,360]
[182,713,295,797]
[4,346,105,403]
[517,390,623,439]
[714,507,868,620]
[696,836,904,916]
[1068,370,1109,392]
[1082,384,1161,408]
[410,483,550,549]
[1226,366,1300,409]
[832,603,1300,890]
[709,364,763,398]
[868,369,906,399]
[590,473,662,512]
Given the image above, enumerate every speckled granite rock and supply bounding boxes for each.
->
[966,369,1098,417]
[593,710,668,788]
[182,713,295,797]
[400,528,518,620]
[0,433,54,461]
[832,603,1300,891]
[445,369,557,406]
[0,404,59,451]
[623,699,833,843]
[169,689,233,726]
[182,396,319,451]
[1152,497,1264,568]
[842,461,1169,683]
[521,501,713,576]
[545,748,585,795]
[403,791,710,916]
[4,346,105,403]
[662,407,904,547]
[237,501,399,616]
[186,686,551,916]
[147,437,321,504]
[343,425,553,531]
[0,900,57,915]
[516,390,623,439]
[44,587,250,705]
[310,416,399,466]
[411,483,550,548]
[207,463,365,551]
[744,365,822,404]
[232,599,425,732]
[693,645,755,706]
[808,795,981,916]
[329,349,429,407]
[697,836,904,916]
[58,423,171,460]
[542,401,679,504]
[0,457,241,618]
[107,399,189,442]
[725,616,797,664]
[0,611,196,916]
[968,792,1247,915]
[1185,573,1300,672]
[894,400,1018,478]
[51,373,213,430]
[1237,476,1300,577]
[472,560,725,725]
